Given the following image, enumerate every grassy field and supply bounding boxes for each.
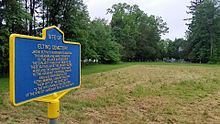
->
[1,62,220,123]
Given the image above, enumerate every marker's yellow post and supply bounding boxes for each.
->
[36,90,72,120]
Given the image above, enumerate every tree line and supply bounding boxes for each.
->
[166,0,220,64]
[0,0,220,75]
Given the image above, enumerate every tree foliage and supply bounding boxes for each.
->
[89,18,122,63]
[108,3,168,61]
[0,1,170,75]
[186,0,220,63]
[0,0,30,75]
[167,38,187,60]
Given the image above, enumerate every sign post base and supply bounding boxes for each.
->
[49,119,57,124]
[36,92,67,124]
[48,99,60,119]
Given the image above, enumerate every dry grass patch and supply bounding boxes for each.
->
[1,64,220,123]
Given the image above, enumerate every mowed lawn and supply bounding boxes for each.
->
[1,62,220,123]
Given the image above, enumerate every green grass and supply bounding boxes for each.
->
[82,63,137,75]
[130,84,150,98]
[0,77,9,92]
[1,62,220,95]
[131,78,220,101]
[82,62,220,75]
[0,77,9,105]
[1,62,220,123]
[1,62,220,94]
[164,78,220,101]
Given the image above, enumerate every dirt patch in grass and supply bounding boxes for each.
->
[1,64,220,123]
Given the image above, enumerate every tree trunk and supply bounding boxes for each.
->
[46,6,49,26]
[210,35,213,58]
[33,15,36,34]
[42,0,45,28]
[29,0,35,35]
[25,0,28,32]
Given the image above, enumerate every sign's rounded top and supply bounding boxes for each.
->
[42,26,64,42]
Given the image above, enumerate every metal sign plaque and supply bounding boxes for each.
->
[10,26,81,106]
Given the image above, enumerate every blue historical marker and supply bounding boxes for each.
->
[10,26,81,106]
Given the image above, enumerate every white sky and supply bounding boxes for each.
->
[84,0,192,40]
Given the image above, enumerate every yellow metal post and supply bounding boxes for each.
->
[36,91,71,124]
[48,100,60,124]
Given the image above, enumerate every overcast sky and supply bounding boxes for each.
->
[84,0,192,40]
